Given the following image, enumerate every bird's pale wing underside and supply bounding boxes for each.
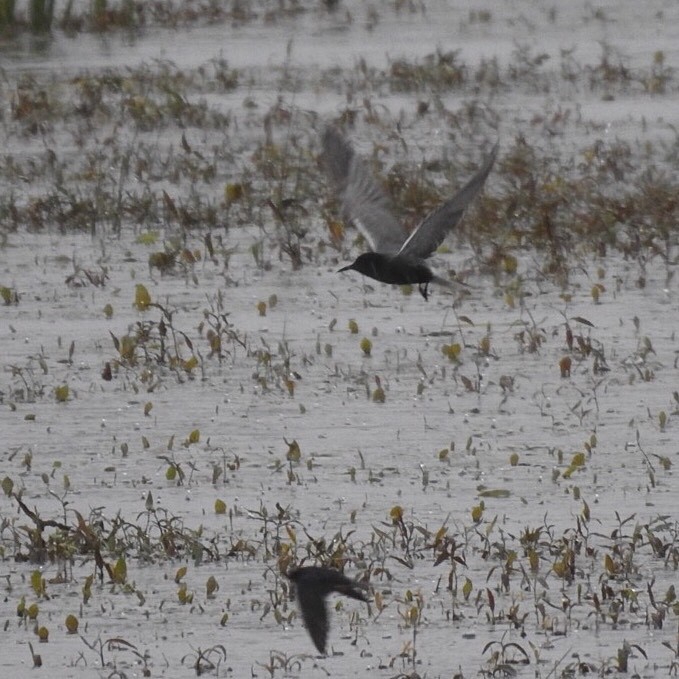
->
[397,142,498,260]
[341,156,407,253]
[321,127,354,189]
[322,127,407,254]
[296,587,329,654]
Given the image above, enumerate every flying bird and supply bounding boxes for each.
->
[287,565,369,655]
[322,127,497,300]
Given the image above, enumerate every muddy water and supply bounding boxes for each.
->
[2,1,679,677]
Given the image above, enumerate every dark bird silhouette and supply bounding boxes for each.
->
[287,565,369,654]
[322,127,498,300]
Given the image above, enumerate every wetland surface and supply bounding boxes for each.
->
[1,1,679,677]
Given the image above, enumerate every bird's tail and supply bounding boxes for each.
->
[431,274,460,290]
[337,582,370,603]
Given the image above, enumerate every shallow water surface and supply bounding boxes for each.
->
[1,1,679,678]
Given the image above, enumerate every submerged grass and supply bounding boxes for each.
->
[2,470,679,675]
[0,35,677,292]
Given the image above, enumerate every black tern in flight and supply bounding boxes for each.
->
[322,127,497,300]
[287,565,369,654]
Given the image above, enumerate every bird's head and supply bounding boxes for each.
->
[337,260,357,273]
[337,252,380,276]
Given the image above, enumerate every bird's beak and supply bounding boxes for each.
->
[337,264,353,273]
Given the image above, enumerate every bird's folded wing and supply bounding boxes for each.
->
[398,142,498,260]
[322,127,407,254]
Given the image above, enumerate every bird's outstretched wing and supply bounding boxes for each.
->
[295,583,330,654]
[322,127,407,254]
[398,142,498,260]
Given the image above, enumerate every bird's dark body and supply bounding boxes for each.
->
[342,253,434,286]
[287,566,369,654]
